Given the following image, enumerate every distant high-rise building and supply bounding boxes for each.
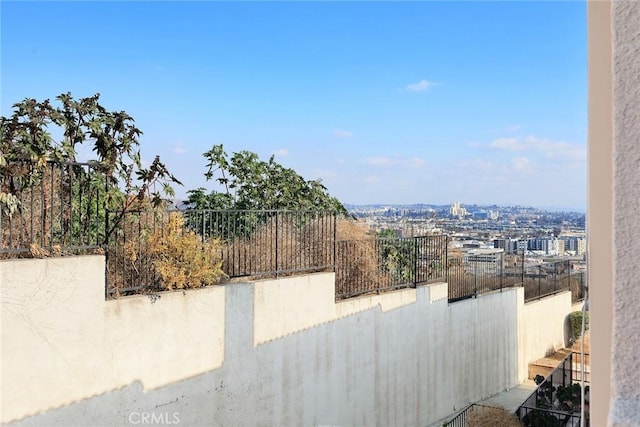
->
[463,248,505,275]
[449,202,467,219]
[494,238,520,253]
[528,237,562,255]
[559,236,587,256]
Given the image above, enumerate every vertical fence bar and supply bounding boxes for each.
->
[474,257,478,298]
[104,170,110,299]
[275,211,279,278]
[333,213,337,273]
[521,249,525,285]
[538,265,542,300]
[413,237,418,287]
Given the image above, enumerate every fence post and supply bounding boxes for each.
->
[333,212,337,273]
[499,251,504,292]
[445,235,449,285]
[275,211,279,279]
[538,265,542,300]
[521,249,525,286]
[474,258,478,298]
[413,237,418,287]
[103,174,109,300]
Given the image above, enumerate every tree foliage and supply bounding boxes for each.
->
[185,144,349,215]
[0,93,181,238]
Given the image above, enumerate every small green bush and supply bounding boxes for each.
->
[568,311,589,342]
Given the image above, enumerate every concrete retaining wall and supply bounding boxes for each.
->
[517,290,575,382]
[1,256,568,426]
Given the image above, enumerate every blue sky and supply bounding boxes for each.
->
[1,1,587,210]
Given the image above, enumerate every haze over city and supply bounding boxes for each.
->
[1,1,586,211]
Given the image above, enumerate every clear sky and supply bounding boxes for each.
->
[1,1,587,211]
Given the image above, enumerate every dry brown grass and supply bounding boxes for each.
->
[467,406,523,427]
[334,218,396,297]
[107,210,226,295]
[147,212,225,290]
[336,218,373,241]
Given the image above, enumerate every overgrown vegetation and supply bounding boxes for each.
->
[568,311,589,343]
[467,405,522,427]
[185,144,349,215]
[0,93,181,250]
[2,94,355,296]
[147,212,225,290]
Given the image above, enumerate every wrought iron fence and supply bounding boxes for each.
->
[517,351,589,426]
[446,250,582,304]
[183,209,337,279]
[1,161,106,256]
[442,404,509,427]
[334,235,447,299]
[105,209,338,297]
[0,161,587,303]
[447,250,506,302]
[571,270,587,303]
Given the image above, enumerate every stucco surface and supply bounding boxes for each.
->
[610,1,640,425]
[518,290,573,382]
[1,257,572,426]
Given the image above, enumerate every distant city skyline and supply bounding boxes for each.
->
[1,2,587,210]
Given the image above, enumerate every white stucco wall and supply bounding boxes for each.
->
[1,257,571,426]
[517,290,574,382]
[1,256,226,424]
[610,1,640,425]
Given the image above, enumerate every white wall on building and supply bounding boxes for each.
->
[1,256,573,427]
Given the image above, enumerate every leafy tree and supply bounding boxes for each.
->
[185,144,348,215]
[0,93,181,241]
[376,229,415,285]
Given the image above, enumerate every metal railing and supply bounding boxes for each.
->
[183,209,337,279]
[1,161,106,256]
[105,209,338,297]
[522,260,570,302]
[442,404,509,427]
[334,235,447,299]
[446,250,583,304]
[446,251,506,302]
[517,351,589,426]
[1,161,587,303]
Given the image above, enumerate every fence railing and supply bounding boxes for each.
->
[442,404,509,427]
[183,209,337,279]
[516,351,589,426]
[1,161,105,256]
[447,250,585,304]
[106,209,338,297]
[446,250,506,302]
[334,235,447,299]
[1,161,587,303]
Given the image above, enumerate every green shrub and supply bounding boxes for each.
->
[568,311,589,342]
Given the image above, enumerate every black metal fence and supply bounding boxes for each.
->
[447,250,585,304]
[1,161,587,303]
[335,235,447,299]
[183,209,337,278]
[442,404,476,427]
[442,404,510,427]
[106,209,338,297]
[1,161,106,256]
[517,351,589,426]
[447,250,506,302]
